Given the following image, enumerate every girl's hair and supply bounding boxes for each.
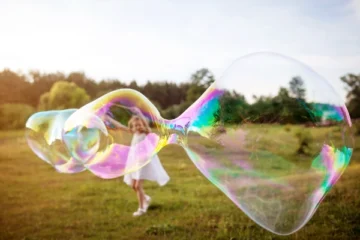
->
[128,115,151,134]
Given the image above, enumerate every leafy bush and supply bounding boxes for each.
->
[295,129,313,155]
[0,103,35,130]
[38,81,90,110]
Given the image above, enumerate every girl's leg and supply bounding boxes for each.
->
[137,181,151,210]
[138,180,147,203]
[134,180,145,209]
[132,179,146,196]
[131,180,137,192]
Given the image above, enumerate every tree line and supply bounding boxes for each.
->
[0,68,359,130]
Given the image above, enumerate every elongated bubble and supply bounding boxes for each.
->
[25,52,353,235]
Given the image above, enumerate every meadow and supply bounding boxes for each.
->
[0,127,359,240]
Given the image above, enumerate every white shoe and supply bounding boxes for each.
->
[133,208,146,217]
[144,195,152,211]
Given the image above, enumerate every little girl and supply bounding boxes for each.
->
[107,114,170,216]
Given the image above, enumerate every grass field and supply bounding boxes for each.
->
[0,128,359,240]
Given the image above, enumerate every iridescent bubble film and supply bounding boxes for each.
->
[26,52,353,235]
[25,109,85,173]
[181,52,353,235]
[62,89,163,179]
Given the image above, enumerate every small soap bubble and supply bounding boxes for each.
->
[25,109,85,173]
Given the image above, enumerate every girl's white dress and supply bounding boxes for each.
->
[124,133,170,186]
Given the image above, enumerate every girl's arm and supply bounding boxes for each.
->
[104,115,131,132]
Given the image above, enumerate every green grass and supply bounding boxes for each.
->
[0,129,359,240]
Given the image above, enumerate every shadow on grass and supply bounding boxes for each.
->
[147,203,162,211]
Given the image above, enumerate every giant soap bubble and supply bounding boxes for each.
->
[26,52,353,235]
[180,52,353,234]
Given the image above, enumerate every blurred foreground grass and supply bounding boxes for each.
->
[0,128,359,240]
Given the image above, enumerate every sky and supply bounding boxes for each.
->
[0,0,359,102]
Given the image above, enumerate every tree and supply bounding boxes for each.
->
[247,96,276,123]
[341,73,360,118]
[96,79,127,98]
[67,72,98,99]
[289,76,306,99]
[29,71,65,107]
[186,68,215,103]
[190,68,215,87]
[273,87,293,123]
[288,77,313,123]
[129,80,139,90]
[220,91,248,124]
[0,69,31,105]
[38,81,90,110]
